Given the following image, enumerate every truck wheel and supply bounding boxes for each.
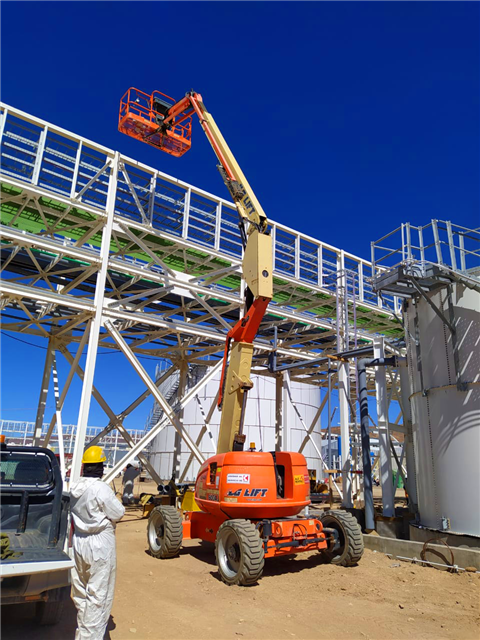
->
[215,519,264,586]
[147,505,183,558]
[320,510,364,567]
[35,586,70,625]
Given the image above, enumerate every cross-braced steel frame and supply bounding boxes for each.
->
[0,103,406,508]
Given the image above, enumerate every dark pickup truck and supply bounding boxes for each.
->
[0,444,73,625]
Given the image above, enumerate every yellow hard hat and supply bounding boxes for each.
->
[82,446,106,464]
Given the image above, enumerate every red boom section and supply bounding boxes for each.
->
[217,297,270,409]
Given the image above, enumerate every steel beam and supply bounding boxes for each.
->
[50,352,65,479]
[101,357,223,484]
[297,383,332,454]
[42,327,91,447]
[283,374,343,499]
[179,389,219,482]
[373,337,395,516]
[32,339,54,446]
[105,320,206,464]
[70,153,119,483]
[172,362,188,482]
[275,373,283,451]
[398,360,418,512]
[282,371,291,452]
[59,345,161,485]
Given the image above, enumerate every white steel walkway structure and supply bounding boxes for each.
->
[0,103,404,507]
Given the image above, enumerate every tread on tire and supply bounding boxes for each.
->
[215,519,265,586]
[35,586,69,625]
[320,509,364,567]
[147,505,183,559]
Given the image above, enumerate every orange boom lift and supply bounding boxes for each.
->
[119,88,364,584]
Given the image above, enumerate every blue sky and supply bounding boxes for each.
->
[1,2,478,431]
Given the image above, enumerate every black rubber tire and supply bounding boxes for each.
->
[34,586,70,625]
[320,510,364,567]
[215,519,264,586]
[147,505,183,559]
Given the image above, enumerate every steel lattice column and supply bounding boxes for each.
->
[70,153,119,483]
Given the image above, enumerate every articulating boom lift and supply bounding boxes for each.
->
[119,87,363,585]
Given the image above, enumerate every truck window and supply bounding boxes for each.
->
[0,453,53,488]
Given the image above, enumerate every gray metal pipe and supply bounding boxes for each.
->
[357,356,396,531]
[327,369,332,469]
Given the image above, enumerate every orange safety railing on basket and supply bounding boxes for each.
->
[118,87,193,157]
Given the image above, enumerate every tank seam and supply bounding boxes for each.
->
[425,394,440,526]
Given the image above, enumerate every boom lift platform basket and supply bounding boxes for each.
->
[118,88,193,157]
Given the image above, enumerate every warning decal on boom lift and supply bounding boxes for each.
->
[226,474,250,484]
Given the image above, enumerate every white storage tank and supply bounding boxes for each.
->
[404,282,480,537]
[148,369,324,482]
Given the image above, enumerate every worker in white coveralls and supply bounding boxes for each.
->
[70,446,125,640]
[122,460,140,505]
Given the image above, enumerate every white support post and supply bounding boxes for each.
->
[70,141,83,198]
[338,362,352,507]
[398,360,418,511]
[32,126,48,185]
[446,221,457,271]
[374,336,395,516]
[172,362,188,482]
[358,262,364,302]
[432,219,443,265]
[182,188,191,238]
[405,223,412,261]
[68,426,74,454]
[295,235,300,280]
[148,172,157,225]
[271,225,276,273]
[418,225,425,264]
[114,429,119,466]
[317,245,323,288]
[282,371,291,452]
[336,250,352,507]
[33,339,54,446]
[70,152,119,484]
[214,202,222,251]
[51,352,65,480]
[275,374,283,451]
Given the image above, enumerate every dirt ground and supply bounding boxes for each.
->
[2,476,479,640]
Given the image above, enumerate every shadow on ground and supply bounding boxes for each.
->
[208,549,332,583]
[1,598,116,640]
[1,598,77,640]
